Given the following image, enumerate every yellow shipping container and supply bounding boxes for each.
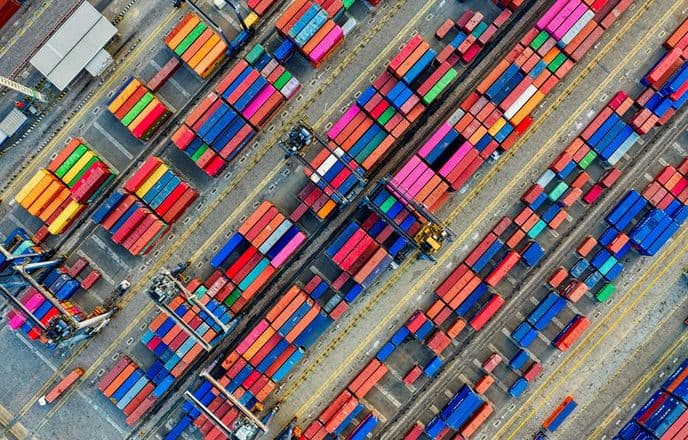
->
[188,34,221,69]
[28,180,63,216]
[167,16,201,50]
[19,172,56,209]
[39,188,71,222]
[488,117,507,137]
[127,98,160,129]
[61,151,95,185]
[243,12,259,29]
[47,200,85,235]
[15,169,50,206]
[195,41,227,79]
[243,327,275,361]
[107,78,142,114]
[511,91,546,126]
[135,164,169,199]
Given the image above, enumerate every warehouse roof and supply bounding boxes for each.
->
[30,2,116,90]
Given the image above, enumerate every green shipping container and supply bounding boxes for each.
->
[423,68,458,105]
[238,258,271,291]
[121,92,154,126]
[140,223,169,255]
[342,0,355,9]
[548,53,567,73]
[55,145,88,179]
[530,31,549,51]
[578,150,597,169]
[595,283,616,302]
[175,22,208,56]
[67,156,100,187]
[224,289,242,308]
[527,219,547,239]
[378,107,396,126]
[379,195,396,214]
[142,111,172,141]
[191,143,209,161]
[273,71,292,90]
[354,130,386,164]
[245,44,266,66]
[548,181,569,201]
[471,21,488,39]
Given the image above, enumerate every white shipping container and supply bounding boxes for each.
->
[504,84,538,120]
[559,10,595,46]
[0,108,27,138]
[606,132,639,166]
[537,169,556,188]
[311,153,338,184]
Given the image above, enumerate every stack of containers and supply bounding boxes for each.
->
[274,0,345,67]
[324,216,402,296]
[107,78,172,141]
[440,10,501,64]
[294,3,525,221]
[173,45,299,177]
[15,138,114,235]
[632,60,688,134]
[509,158,688,362]
[98,357,158,426]
[390,0,632,222]
[617,359,688,439]
[424,385,486,438]
[296,35,448,221]
[100,276,234,426]
[174,277,336,438]
[163,12,228,79]
[91,157,198,255]
[172,91,256,177]
[3,230,86,343]
[210,200,307,311]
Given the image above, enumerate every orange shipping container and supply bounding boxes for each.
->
[271,291,306,330]
[102,363,136,398]
[167,16,201,50]
[189,35,222,69]
[285,305,320,343]
[265,285,301,323]
[460,403,494,438]
[181,28,215,63]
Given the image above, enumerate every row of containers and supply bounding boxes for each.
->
[171,44,299,176]
[98,200,309,425]
[1,229,104,346]
[14,138,115,236]
[293,1,688,438]
[91,156,198,256]
[296,1,521,221]
[155,1,532,437]
[273,0,353,67]
[293,0,625,225]
[163,12,229,80]
[616,359,688,440]
[107,78,173,141]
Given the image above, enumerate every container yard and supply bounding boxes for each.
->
[2,0,688,439]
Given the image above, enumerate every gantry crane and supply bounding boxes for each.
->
[0,76,48,102]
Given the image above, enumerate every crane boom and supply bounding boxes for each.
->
[0,76,48,102]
